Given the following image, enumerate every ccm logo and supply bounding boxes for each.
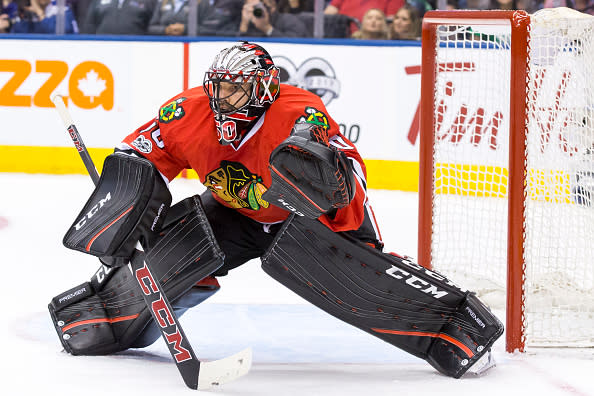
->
[74,192,111,231]
[94,265,113,284]
[135,263,192,363]
[385,265,449,300]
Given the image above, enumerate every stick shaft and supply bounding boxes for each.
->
[51,95,100,185]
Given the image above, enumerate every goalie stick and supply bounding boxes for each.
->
[51,94,252,390]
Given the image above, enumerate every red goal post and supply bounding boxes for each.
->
[419,9,594,352]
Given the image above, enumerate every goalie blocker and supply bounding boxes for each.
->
[63,152,172,261]
[261,215,504,378]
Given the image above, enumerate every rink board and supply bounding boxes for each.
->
[0,37,423,189]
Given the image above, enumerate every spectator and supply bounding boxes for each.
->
[82,0,156,34]
[446,0,458,9]
[0,13,8,31]
[465,0,490,8]
[148,0,188,35]
[277,0,315,13]
[543,0,594,14]
[406,0,431,17]
[516,0,541,12]
[198,0,243,36]
[238,0,308,37]
[69,0,92,32]
[389,3,420,40]
[324,0,403,33]
[574,0,594,14]
[351,8,388,39]
[11,0,79,33]
[490,0,516,9]
[1,0,17,32]
[148,0,243,36]
[1,0,17,16]
[543,0,569,7]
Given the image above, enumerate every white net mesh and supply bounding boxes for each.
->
[428,8,594,347]
[525,7,594,346]
[431,22,512,306]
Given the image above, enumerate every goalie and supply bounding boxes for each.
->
[49,41,503,379]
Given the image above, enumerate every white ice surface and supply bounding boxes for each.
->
[0,173,592,395]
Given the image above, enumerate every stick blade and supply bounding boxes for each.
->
[197,347,252,390]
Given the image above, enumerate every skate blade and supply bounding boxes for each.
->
[466,349,496,376]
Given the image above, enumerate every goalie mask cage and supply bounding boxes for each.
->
[419,8,594,352]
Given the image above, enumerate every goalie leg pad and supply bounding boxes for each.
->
[261,216,503,378]
[49,195,224,355]
[63,153,172,260]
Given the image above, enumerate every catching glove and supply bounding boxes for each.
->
[262,122,355,218]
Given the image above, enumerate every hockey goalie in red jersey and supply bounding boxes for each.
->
[49,41,503,381]
[121,44,373,235]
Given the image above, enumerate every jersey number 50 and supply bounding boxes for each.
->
[215,120,238,143]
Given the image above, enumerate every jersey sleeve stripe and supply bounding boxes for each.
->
[139,120,159,134]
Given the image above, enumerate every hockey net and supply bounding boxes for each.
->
[419,8,594,351]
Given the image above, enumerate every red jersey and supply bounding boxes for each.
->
[122,84,368,232]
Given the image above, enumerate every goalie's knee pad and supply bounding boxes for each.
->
[261,216,504,378]
[49,195,224,355]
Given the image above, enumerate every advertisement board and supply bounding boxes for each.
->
[0,38,423,189]
[0,39,183,147]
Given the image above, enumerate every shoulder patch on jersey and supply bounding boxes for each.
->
[158,97,187,124]
[131,135,152,154]
[295,106,329,130]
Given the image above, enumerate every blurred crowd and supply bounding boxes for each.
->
[1,0,593,37]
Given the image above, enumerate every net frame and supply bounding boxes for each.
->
[418,9,594,353]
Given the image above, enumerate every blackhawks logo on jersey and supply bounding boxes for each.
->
[204,161,269,211]
[296,106,330,130]
[159,97,186,123]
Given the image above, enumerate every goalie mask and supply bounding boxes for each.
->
[204,42,280,145]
